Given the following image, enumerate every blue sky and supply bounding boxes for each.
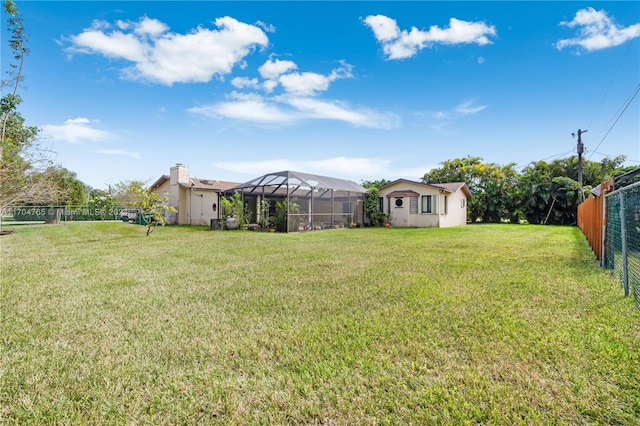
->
[3,1,639,190]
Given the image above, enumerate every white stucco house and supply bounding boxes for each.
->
[149,164,240,226]
[378,179,472,228]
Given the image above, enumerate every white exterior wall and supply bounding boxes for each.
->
[438,190,468,227]
[187,190,220,226]
[378,181,468,228]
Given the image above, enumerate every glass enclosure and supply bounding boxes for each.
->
[226,171,367,232]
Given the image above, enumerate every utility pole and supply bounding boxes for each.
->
[572,129,587,202]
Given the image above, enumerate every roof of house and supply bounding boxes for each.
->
[229,170,367,194]
[381,179,472,198]
[435,182,473,198]
[386,190,420,198]
[149,175,240,192]
[187,178,239,191]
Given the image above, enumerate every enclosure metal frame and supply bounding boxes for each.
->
[226,171,367,232]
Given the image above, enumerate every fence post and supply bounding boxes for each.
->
[601,192,607,267]
[619,192,629,296]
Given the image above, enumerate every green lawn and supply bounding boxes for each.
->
[1,222,639,424]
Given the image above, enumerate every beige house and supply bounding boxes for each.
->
[149,164,240,226]
[378,179,472,228]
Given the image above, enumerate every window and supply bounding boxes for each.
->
[395,197,403,208]
[410,196,418,214]
[461,198,466,208]
[443,196,448,214]
[379,197,384,212]
[421,195,432,213]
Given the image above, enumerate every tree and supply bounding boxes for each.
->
[87,188,118,220]
[133,186,176,236]
[1,0,26,149]
[612,165,640,188]
[43,166,89,206]
[364,186,385,226]
[361,179,390,190]
[1,0,59,213]
[360,179,390,226]
[422,156,508,223]
[111,180,147,207]
[516,156,624,225]
[419,155,627,225]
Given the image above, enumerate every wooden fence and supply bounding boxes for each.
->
[577,177,613,262]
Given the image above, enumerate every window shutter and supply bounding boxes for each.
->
[410,196,418,214]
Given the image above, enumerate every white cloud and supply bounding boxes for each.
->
[212,157,434,183]
[134,16,168,36]
[455,100,488,115]
[231,77,260,89]
[66,117,90,125]
[190,61,396,129]
[256,21,276,33]
[189,92,297,125]
[393,165,436,181]
[262,80,279,93]
[66,16,269,85]
[429,99,487,131]
[258,58,298,80]
[69,30,147,62]
[94,150,142,159]
[190,92,399,129]
[363,15,497,60]
[277,62,353,96]
[278,72,333,96]
[214,157,394,180]
[556,7,640,52]
[42,118,111,143]
[280,96,400,129]
[362,15,400,42]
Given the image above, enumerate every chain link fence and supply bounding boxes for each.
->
[1,205,131,224]
[605,181,640,308]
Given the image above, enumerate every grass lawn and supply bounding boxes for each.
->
[1,222,639,424]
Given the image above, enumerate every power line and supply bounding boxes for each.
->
[587,83,640,161]
[587,27,640,130]
[538,149,576,162]
[513,148,576,171]
[591,151,640,163]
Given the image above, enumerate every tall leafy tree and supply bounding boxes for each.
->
[363,186,385,226]
[1,0,60,211]
[111,180,147,207]
[44,166,89,206]
[419,155,626,225]
[358,179,390,226]
[0,0,26,149]
[517,161,554,224]
[422,156,512,223]
[361,179,390,190]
